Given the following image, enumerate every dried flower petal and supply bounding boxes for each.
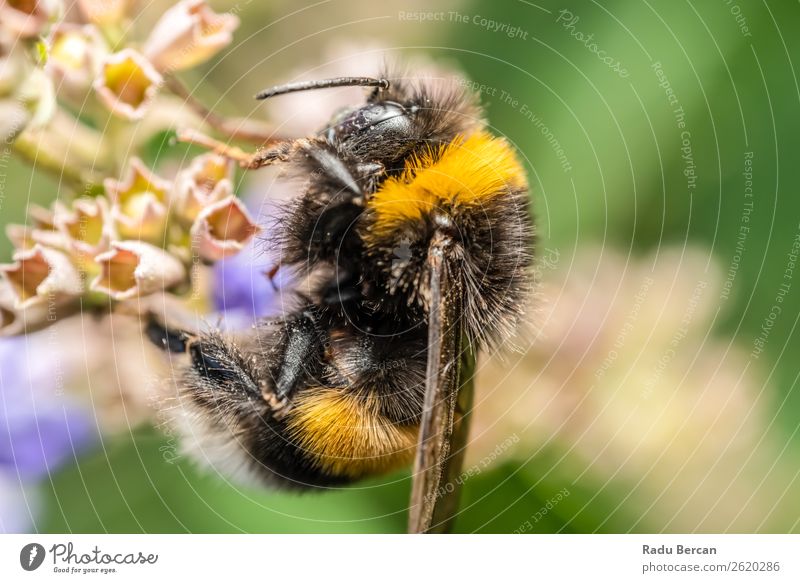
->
[105,158,170,242]
[0,245,82,309]
[92,241,186,300]
[94,49,162,120]
[174,153,234,223]
[46,23,106,96]
[0,0,62,39]
[143,0,240,72]
[191,196,261,261]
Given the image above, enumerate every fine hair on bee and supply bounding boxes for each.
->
[147,67,535,489]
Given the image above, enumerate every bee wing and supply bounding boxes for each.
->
[408,235,475,534]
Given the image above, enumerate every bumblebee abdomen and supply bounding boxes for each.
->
[286,388,418,479]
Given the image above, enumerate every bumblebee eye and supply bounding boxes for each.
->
[329,101,415,145]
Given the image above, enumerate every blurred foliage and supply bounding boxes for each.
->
[41,428,649,533]
[40,427,410,533]
[3,0,796,532]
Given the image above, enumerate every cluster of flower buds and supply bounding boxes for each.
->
[0,0,264,334]
[3,0,240,135]
[0,1,57,142]
[1,153,260,333]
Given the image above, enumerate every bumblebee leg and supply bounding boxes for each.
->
[145,314,191,353]
[274,311,326,399]
[246,140,299,169]
[186,335,262,398]
[176,128,302,170]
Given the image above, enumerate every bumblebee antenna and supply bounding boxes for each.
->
[255,76,390,100]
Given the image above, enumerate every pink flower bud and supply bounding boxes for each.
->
[0,278,54,335]
[77,0,130,27]
[190,196,260,261]
[5,202,67,251]
[173,153,234,223]
[46,23,106,97]
[55,197,113,251]
[92,241,186,300]
[54,197,115,272]
[0,0,62,39]
[0,42,29,97]
[1,61,56,139]
[5,223,66,251]
[0,279,18,332]
[0,244,82,309]
[105,158,170,242]
[93,49,162,120]
[28,203,56,229]
[143,0,239,72]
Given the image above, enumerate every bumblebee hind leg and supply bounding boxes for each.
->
[145,314,191,353]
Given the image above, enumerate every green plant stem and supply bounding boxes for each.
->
[12,134,101,196]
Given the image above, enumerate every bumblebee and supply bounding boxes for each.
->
[148,70,534,492]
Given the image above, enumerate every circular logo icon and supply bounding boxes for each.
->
[20,543,46,571]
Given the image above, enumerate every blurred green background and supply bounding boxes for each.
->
[5,0,800,533]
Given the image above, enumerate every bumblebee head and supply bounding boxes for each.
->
[325,100,419,156]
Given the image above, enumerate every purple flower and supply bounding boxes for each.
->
[0,475,38,534]
[0,334,95,532]
[212,237,288,328]
[212,187,290,328]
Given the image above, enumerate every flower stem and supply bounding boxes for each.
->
[165,76,282,144]
[12,134,101,196]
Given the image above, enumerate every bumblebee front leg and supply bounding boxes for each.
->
[176,128,302,169]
